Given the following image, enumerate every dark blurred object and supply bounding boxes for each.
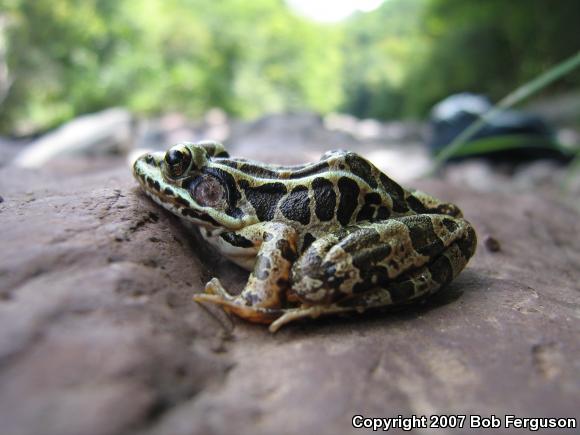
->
[428,93,572,163]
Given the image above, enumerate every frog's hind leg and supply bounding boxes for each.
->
[291,214,476,306]
[270,237,477,332]
[195,281,350,330]
[194,278,284,324]
[278,215,476,331]
[347,237,477,310]
[338,219,477,309]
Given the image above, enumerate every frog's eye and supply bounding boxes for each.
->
[192,175,225,207]
[164,145,192,178]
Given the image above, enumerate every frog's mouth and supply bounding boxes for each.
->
[132,151,221,228]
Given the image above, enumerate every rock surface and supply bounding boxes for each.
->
[1,151,579,435]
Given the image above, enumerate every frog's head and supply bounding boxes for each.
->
[133,142,249,230]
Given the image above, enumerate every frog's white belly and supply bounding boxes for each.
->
[199,227,258,271]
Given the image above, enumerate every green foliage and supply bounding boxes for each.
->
[0,0,578,134]
[1,0,138,132]
[341,0,580,119]
[340,0,428,119]
[402,0,580,117]
[0,0,342,133]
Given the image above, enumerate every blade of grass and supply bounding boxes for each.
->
[425,50,580,176]
[446,134,568,158]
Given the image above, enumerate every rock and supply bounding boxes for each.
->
[12,108,134,169]
[1,154,579,435]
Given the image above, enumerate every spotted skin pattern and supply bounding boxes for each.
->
[133,141,477,332]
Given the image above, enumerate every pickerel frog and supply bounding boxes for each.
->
[133,141,476,332]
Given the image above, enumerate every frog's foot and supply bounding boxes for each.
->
[202,277,235,300]
[269,304,358,333]
[193,279,282,325]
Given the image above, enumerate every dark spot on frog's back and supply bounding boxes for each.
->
[357,192,382,222]
[345,153,377,188]
[287,161,330,179]
[239,180,287,221]
[379,173,407,213]
[312,177,336,221]
[219,160,239,170]
[337,177,360,226]
[280,185,310,225]
[239,163,279,179]
[406,195,429,213]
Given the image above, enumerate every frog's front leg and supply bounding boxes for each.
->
[193,222,299,324]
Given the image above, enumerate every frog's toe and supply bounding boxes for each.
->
[193,293,280,325]
[268,304,351,332]
[204,277,235,299]
[192,293,224,304]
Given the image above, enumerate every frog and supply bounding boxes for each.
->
[133,141,477,332]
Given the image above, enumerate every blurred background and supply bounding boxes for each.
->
[0,0,579,191]
[1,4,580,433]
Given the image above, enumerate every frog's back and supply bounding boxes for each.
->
[211,150,462,229]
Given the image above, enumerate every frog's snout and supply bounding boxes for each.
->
[132,151,166,189]
[133,151,163,173]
